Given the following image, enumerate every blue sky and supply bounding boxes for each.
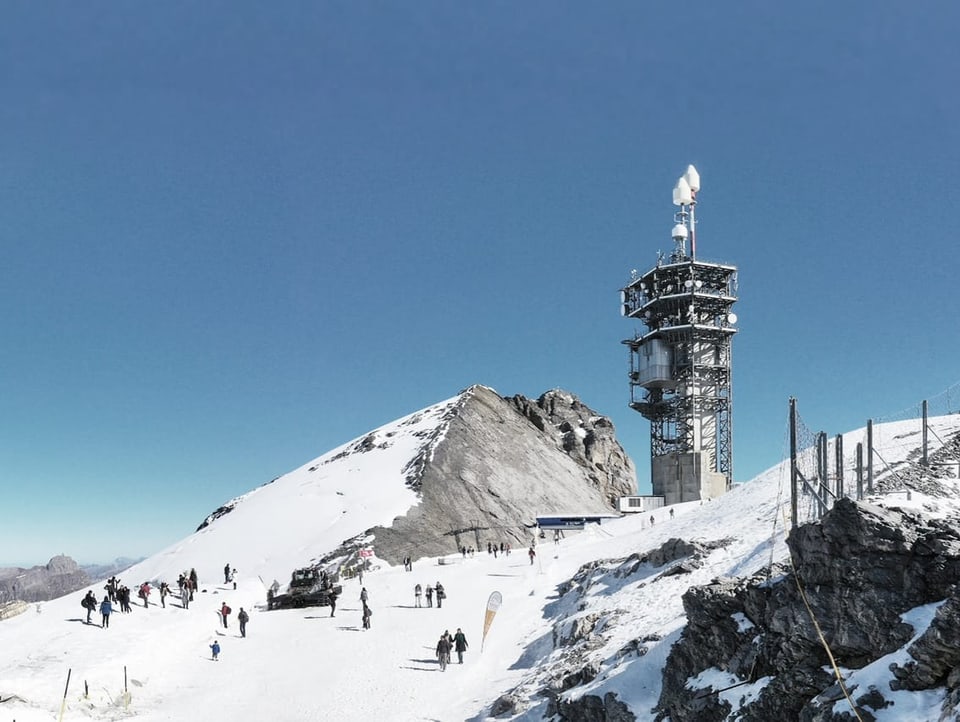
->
[2,1,958,565]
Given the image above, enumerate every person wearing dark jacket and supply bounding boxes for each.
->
[189,568,198,601]
[82,590,97,624]
[99,596,113,628]
[436,633,452,671]
[453,628,469,664]
[237,608,249,637]
[361,602,371,630]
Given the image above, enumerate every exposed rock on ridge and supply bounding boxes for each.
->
[360,385,636,564]
[0,555,90,603]
[655,498,960,721]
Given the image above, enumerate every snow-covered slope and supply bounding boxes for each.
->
[138,391,464,590]
[1,409,958,722]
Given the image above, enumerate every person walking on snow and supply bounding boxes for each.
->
[82,590,97,624]
[224,563,231,584]
[210,641,220,660]
[99,596,113,628]
[329,590,337,617]
[361,602,371,630]
[435,582,445,608]
[436,633,452,671]
[238,608,249,637]
[414,583,422,608]
[453,628,469,664]
[359,587,368,604]
[528,546,536,565]
[425,584,433,608]
[189,568,198,601]
[220,602,232,628]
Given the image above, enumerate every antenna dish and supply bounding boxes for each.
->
[727,313,738,324]
[684,165,700,192]
[672,223,688,240]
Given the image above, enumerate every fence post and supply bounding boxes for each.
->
[867,419,874,494]
[856,442,864,500]
[818,432,828,517]
[922,400,929,466]
[835,434,844,499]
[789,397,798,529]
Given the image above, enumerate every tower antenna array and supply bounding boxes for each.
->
[620,166,739,503]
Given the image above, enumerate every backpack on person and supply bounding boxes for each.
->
[224,605,232,615]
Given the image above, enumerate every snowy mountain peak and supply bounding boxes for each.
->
[5,398,957,721]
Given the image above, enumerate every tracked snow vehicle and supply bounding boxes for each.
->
[267,566,342,610]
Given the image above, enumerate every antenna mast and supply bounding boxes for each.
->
[671,165,700,261]
[621,164,739,503]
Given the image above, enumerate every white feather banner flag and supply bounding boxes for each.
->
[481,591,502,652]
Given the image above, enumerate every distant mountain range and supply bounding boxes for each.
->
[0,556,143,603]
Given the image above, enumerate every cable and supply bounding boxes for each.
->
[781,508,864,722]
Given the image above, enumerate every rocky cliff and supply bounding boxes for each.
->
[656,498,960,721]
[0,555,90,603]
[333,385,636,564]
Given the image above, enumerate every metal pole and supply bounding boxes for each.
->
[835,434,844,499]
[820,432,829,516]
[922,400,929,466]
[58,668,72,722]
[789,398,798,529]
[867,419,874,494]
[856,442,864,500]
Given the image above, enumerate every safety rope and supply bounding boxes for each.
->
[781,508,865,721]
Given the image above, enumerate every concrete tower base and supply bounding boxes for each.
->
[651,452,728,505]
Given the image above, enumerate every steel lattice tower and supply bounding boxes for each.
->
[620,166,738,503]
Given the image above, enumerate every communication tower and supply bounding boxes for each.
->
[620,166,738,503]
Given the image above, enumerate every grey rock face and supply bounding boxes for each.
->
[0,555,90,603]
[890,587,960,691]
[655,498,960,721]
[360,386,636,564]
[506,389,635,507]
[553,691,636,722]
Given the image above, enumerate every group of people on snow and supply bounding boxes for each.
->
[84,556,477,669]
[81,564,246,637]
[435,628,468,671]
[413,581,446,608]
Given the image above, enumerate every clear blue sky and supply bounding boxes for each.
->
[2,1,958,565]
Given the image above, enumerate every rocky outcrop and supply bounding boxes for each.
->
[489,537,732,721]
[360,386,636,564]
[655,498,960,721]
[0,556,90,603]
[506,389,634,507]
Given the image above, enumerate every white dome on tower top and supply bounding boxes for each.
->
[673,176,693,205]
